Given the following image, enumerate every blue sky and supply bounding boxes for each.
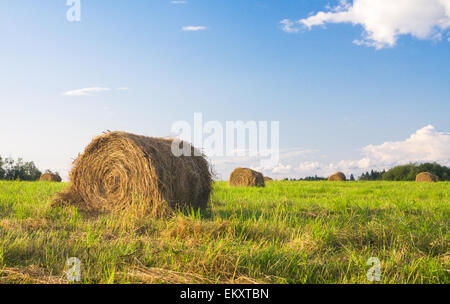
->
[0,0,449,180]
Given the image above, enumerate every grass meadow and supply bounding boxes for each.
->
[0,180,448,284]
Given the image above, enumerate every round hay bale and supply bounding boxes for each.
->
[415,172,437,182]
[53,131,212,213]
[328,172,346,181]
[229,168,265,187]
[40,173,62,182]
[264,176,273,182]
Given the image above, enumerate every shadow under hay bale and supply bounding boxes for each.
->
[264,176,273,182]
[415,172,437,182]
[39,173,62,182]
[328,172,346,181]
[53,131,213,215]
[229,168,265,187]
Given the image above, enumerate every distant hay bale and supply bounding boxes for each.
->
[229,168,265,187]
[328,172,346,181]
[53,131,212,214]
[415,172,437,182]
[39,173,62,182]
[264,176,273,182]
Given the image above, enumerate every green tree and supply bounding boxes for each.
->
[382,163,450,181]
[3,157,42,181]
[0,156,5,179]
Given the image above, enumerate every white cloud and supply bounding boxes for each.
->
[280,19,300,33]
[271,163,292,174]
[182,26,207,32]
[208,125,449,180]
[361,125,450,167]
[357,157,371,169]
[295,161,321,174]
[208,147,311,180]
[63,87,129,96]
[64,87,111,96]
[282,0,450,49]
[171,1,187,4]
[306,125,450,177]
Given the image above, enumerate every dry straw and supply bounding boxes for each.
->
[328,172,346,181]
[229,168,265,187]
[53,131,212,215]
[415,172,437,182]
[264,176,273,182]
[39,173,62,182]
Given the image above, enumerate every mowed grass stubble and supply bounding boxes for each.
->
[0,180,448,283]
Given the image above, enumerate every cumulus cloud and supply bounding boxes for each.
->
[282,0,450,49]
[295,161,321,174]
[271,163,292,174]
[311,125,450,177]
[361,125,450,167]
[182,26,207,32]
[208,148,312,180]
[208,125,449,179]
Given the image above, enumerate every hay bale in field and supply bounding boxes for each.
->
[40,173,62,182]
[264,176,273,182]
[328,172,346,181]
[53,131,213,214]
[229,168,265,187]
[415,172,437,182]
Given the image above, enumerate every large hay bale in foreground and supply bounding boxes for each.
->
[328,172,346,181]
[415,172,437,182]
[54,131,212,213]
[40,173,62,182]
[264,176,273,182]
[229,168,265,187]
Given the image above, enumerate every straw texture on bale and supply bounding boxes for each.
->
[264,176,273,182]
[53,131,212,213]
[415,172,437,182]
[328,172,346,181]
[229,168,265,187]
[40,173,62,182]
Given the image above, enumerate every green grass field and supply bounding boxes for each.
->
[0,180,448,284]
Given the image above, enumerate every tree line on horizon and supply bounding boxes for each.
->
[283,163,450,182]
[0,156,46,181]
[1,155,449,182]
